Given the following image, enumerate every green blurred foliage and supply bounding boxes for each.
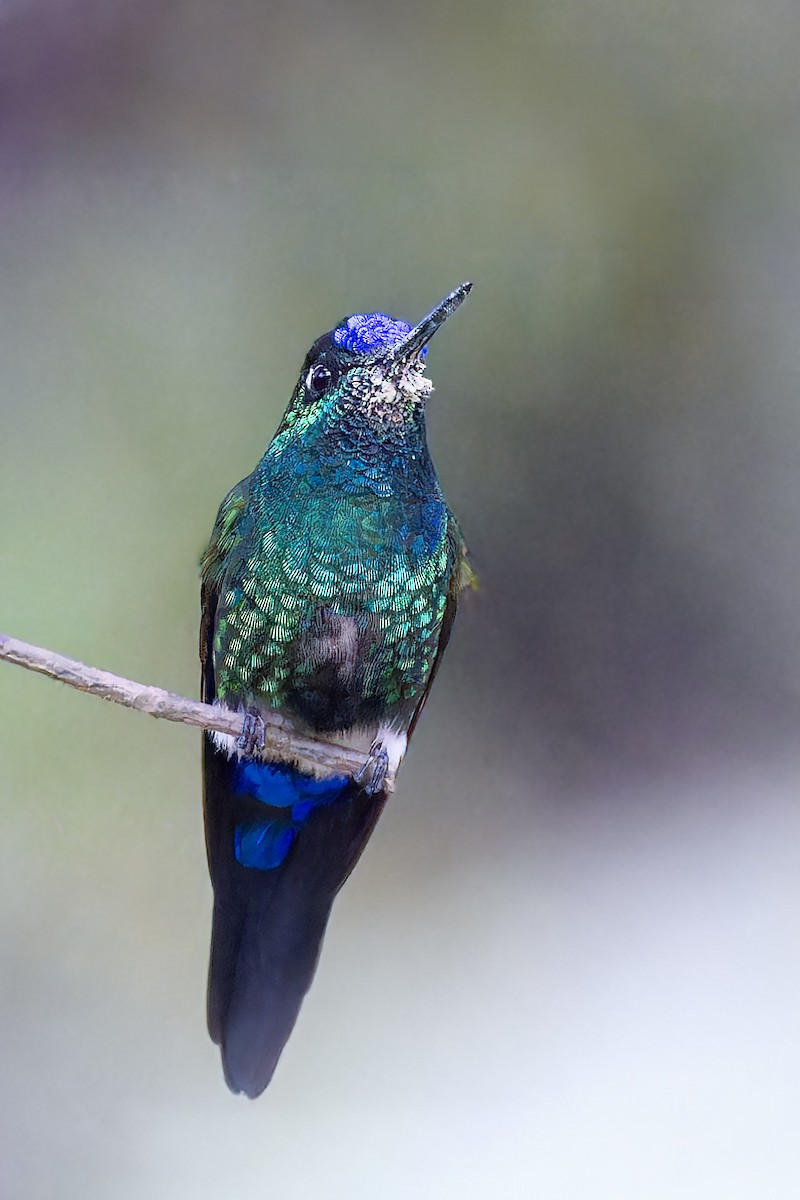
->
[2,2,800,1197]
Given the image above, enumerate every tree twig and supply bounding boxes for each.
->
[0,632,373,782]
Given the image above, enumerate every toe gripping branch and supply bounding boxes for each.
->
[237,711,266,757]
[354,740,390,797]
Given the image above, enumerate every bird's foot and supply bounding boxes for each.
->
[354,739,390,797]
[237,711,266,758]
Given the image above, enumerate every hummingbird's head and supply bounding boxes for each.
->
[271,282,472,455]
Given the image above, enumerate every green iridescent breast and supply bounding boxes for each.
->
[204,454,458,732]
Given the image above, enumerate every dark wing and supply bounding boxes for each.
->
[406,515,475,745]
[200,478,251,705]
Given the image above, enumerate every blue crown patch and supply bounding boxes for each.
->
[334,312,425,356]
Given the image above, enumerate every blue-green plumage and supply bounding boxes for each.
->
[200,284,473,1097]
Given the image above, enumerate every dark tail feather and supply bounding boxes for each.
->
[202,736,386,1098]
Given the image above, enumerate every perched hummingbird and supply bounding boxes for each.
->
[200,282,474,1097]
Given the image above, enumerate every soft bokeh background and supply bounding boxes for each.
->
[2,1,800,1196]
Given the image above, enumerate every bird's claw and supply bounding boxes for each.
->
[237,711,266,757]
[354,740,390,796]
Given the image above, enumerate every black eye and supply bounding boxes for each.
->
[305,362,334,398]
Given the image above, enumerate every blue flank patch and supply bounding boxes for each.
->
[395,502,445,560]
[232,759,351,872]
[334,312,426,357]
[421,499,444,553]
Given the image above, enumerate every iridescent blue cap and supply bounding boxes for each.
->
[333,313,420,356]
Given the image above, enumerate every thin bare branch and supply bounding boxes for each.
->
[0,632,372,781]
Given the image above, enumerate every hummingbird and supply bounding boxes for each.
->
[199,282,474,1097]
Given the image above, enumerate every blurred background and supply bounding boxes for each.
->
[2,1,800,1196]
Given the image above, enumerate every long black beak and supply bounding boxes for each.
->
[388,281,473,363]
